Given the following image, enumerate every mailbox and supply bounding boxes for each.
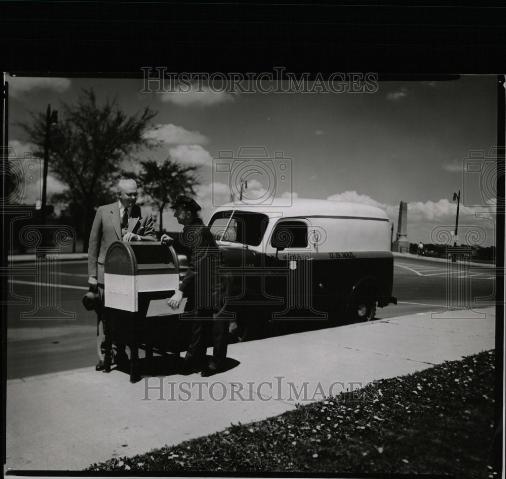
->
[102,241,193,382]
[104,241,180,313]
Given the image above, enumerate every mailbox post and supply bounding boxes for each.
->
[104,241,182,382]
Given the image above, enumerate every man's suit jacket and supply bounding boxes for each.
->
[88,202,156,284]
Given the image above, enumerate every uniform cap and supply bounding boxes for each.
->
[172,196,202,212]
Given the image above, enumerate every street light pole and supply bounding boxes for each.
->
[239,178,247,201]
[453,189,461,247]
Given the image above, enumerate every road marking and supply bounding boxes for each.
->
[8,280,88,291]
[396,262,496,280]
[395,264,424,276]
[397,301,445,308]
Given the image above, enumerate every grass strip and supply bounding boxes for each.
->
[88,350,498,476]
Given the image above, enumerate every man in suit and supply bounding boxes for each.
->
[163,196,229,376]
[88,178,156,371]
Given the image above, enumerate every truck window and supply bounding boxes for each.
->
[209,211,269,246]
[271,220,308,248]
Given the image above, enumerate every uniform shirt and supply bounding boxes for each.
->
[171,217,222,301]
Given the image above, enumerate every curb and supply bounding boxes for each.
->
[392,252,495,268]
[8,254,88,263]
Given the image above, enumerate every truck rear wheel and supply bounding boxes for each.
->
[232,310,267,341]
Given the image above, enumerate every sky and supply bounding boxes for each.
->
[6,74,498,246]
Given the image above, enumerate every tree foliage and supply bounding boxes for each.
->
[137,158,199,233]
[21,88,157,249]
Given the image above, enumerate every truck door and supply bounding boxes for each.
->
[264,219,326,320]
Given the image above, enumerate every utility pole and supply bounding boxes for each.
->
[41,104,58,215]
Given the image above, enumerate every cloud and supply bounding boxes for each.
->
[281,191,298,200]
[442,159,464,173]
[161,86,234,107]
[195,182,232,222]
[315,130,324,136]
[326,190,496,245]
[386,87,408,101]
[18,174,67,206]
[168,144,213,166]
[143,123,208,145]
[8,140,36,157]
[8,76,71,98]
[407,198,494,222]
[327,190,386,210]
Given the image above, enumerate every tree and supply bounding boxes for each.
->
[137,158,199,233]
[21,88,157,250]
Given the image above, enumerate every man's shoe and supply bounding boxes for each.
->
[95,360,111,372]
[201,359,224,377]
[180,355,205,375]
[115,350,129,368]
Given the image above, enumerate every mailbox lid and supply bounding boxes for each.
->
[104,241,136,275]
[129,243,178,274]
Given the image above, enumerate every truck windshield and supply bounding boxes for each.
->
[209,210,269,247]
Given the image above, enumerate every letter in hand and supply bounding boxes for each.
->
[160,234,174,246]
[168,289,183,309]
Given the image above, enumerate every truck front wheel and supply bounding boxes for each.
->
[347,287,377,322]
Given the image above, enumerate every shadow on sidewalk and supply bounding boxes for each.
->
[113,353,241,381]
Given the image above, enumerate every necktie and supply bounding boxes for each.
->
[121,208,129,229]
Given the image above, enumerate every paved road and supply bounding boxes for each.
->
[6,256,496,379]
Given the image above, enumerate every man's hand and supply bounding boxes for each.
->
[88,276,98,292]
[168,289,183,309]
[123,232,140,242]
[160,234,173,246]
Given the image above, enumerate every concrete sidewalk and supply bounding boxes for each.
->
[6,307,495,471]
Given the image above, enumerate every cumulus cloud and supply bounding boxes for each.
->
[327,190,386,209]
[143,123,208,145]
[281,191,298,200]
[326,190,495,244]
[18,174,67,206]
[168,144,213,166]
[315,130,324,136]
[161,86,234,107]
[196,182,230,198]
[407,198,494,222]
[386,87,408,101]
[8,76,71,98]
[442,159,465,173]
[8,140,36,157]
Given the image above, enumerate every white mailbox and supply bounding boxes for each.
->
[104,241,180,313]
